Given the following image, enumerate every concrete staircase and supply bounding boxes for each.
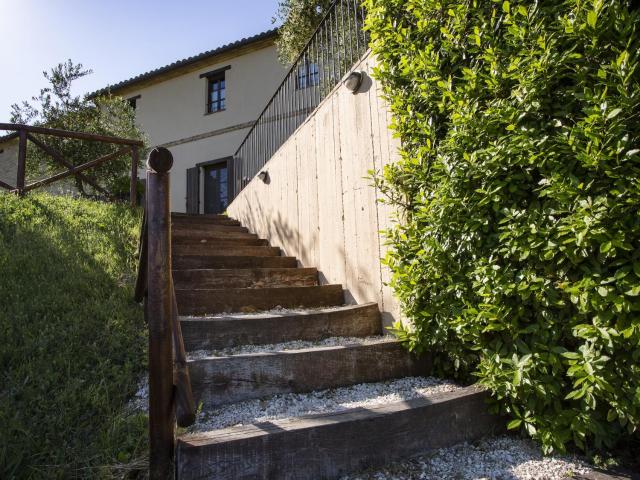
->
[171,213,501,480]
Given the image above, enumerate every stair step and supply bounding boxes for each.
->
[181,303,381,351]
[172,224,249,234]
[187,340,429,407]
[173,237,269,246]
[172,212,230,218]
[176,387,501,480]
[172,231,259,241]
[173,245,281,257]
[189,376,461,433]
[176,284,344,315]
[173,255,298,270]
[172,214,241,226]
[173,267,318,290]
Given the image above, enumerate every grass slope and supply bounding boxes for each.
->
[0,193,147,479]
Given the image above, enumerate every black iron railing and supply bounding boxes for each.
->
[232,0,369,196]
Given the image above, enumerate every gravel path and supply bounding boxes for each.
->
[341,436,592,480]
[187,335,394,360]
[188,376,460,432]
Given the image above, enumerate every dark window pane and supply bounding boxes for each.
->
[206,73,226,113]
[296,62,319,90]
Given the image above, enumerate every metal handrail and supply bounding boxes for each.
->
[231,0,369,197]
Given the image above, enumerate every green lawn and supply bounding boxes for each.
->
[0,193,147,479]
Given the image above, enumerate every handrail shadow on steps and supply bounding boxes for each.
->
[134,147,195,479]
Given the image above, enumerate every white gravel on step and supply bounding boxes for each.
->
[340,435,592,480]
[181,304,354,319]
[188,376,460,433]
[187,335,394,360]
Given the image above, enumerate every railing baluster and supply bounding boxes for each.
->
[352,0,360,53]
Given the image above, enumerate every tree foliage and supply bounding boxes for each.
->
[365,0,640,453]
[273,0,334,64]
[10,60,145,197]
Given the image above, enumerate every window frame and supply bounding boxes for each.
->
[295,60,319,90]
[200,65,231,115]
[127,95,141,110]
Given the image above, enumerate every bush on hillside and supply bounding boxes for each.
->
[365,0,640,453]
[0,193,146,479]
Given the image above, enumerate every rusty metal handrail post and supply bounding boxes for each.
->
[145,147,175,479]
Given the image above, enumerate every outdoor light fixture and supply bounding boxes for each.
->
[257,170,269,183]
[343,71,364,94]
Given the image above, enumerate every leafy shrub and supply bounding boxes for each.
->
[0,193,146,478]
[365,0,640,452]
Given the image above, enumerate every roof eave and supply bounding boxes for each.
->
[89,28,278,99]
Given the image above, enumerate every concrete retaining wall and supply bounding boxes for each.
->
[227,53,402,325]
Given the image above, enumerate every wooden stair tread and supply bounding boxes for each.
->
[172,213,240,226]
[172,224,249,234]
[180,303,381,351]
[171,228,258,239]
[173,267,318,290]
[173,255,298,270]
[176,387,502,480]
[173,237,268,246]
[175,284,344,315]
[187,340,430,407]
[173,245,281,257]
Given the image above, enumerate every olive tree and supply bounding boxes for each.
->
[10,60,145,197]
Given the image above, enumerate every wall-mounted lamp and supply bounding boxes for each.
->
[343,70,365,94]
[257,170,269,183]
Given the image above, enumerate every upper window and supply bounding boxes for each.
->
[127,95,141,110]
[207,73,226,114]
[296,61,319,90]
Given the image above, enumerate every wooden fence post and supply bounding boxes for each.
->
[130,146,139,207]
[16,129,27,195]
[146,147,175,479]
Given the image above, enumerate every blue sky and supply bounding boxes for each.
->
[0,0,280,120]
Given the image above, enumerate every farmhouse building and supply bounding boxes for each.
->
[93,29,287,214]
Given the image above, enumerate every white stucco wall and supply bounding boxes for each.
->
[227,53,403,326]
[118,42,287,212]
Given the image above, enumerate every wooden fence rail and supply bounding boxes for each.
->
[0,123,143,207]
[135,147,195,479]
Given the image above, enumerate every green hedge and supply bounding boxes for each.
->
[365,0,640,452]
